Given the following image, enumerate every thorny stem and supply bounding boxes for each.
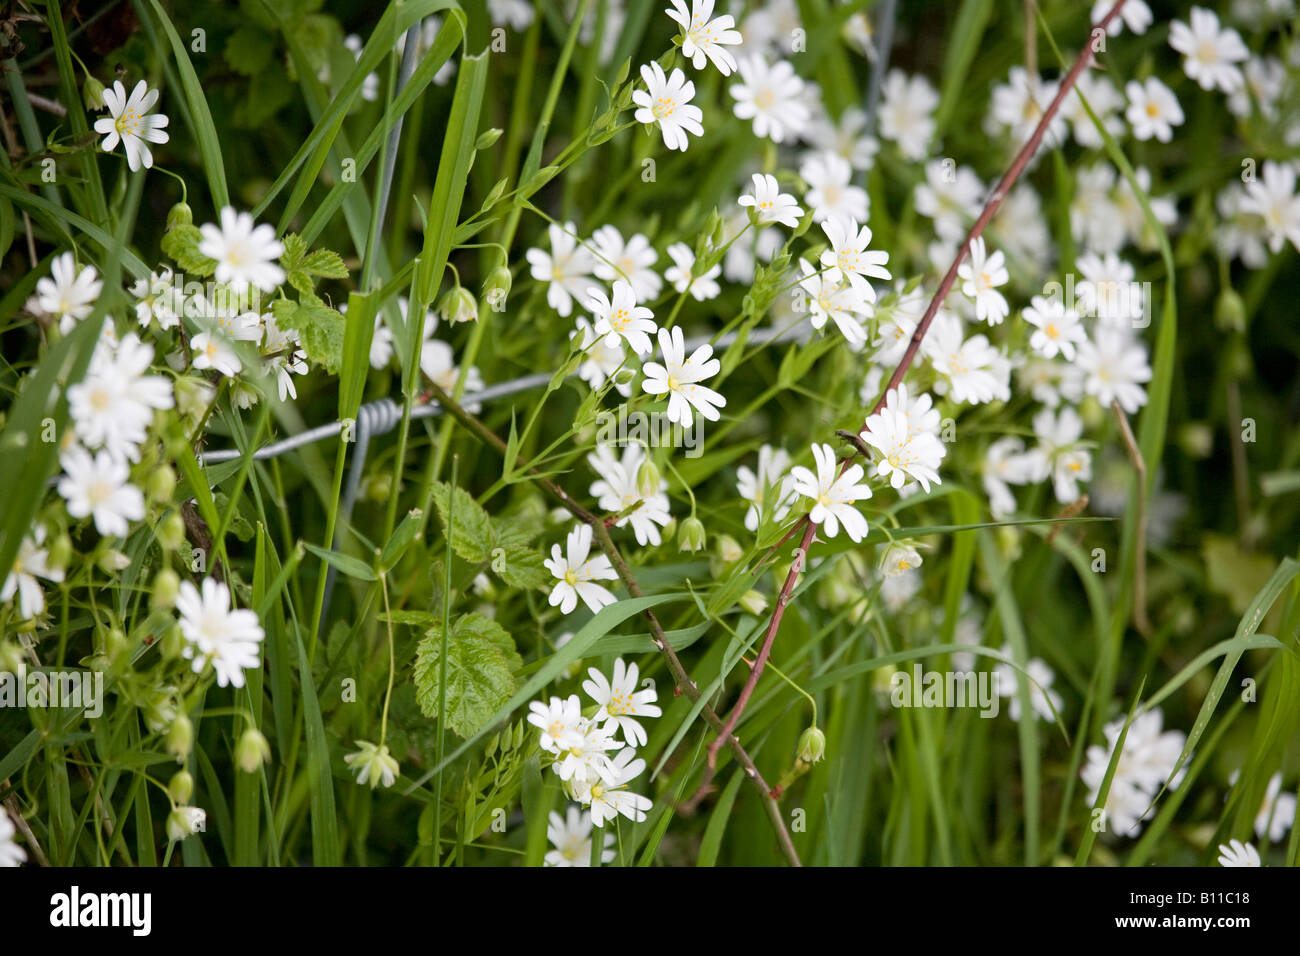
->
[706,0,1132,762]
[423,382,802,866]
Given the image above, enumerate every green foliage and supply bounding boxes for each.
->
[414,613,524,739]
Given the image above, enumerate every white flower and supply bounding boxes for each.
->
[923,313,1002,405]
[803,106,878,171]
[573,748,653,826]
[1242,160,1300,255]
[1023,295,1087,360]
[632,61,704,151]
[191,331,243,377]
[1253,772,1297,843]
[528,695,585,754]
[1071,163,1125,254]
[526,222,596,317]
[57,447,144,537]
[589,226,663,301]
[93,79,169,171]
[1217,839,1261,867]
[176,577,265,689]
[1076,250,1143,327]
[1125,77,1183,143]
[583,658,662,748]
[488,0,535,30]
[0,810,26,867]
[800,152,868,224]
[1077,327,1151,413]
[343,35,379,101]
[68,333,173,461]
[587,280,657,357]
[818,217,891,301]
[982,436,1037,518]
[861,400,945,492]
[571,317,630,395]
[1081,708,1188,837]
[130,268,183,330]
[1217,184,1271,269]
[641,326,726,428]
[1227,56,1286,119]
[369,315,394,368]
[588,443,672,547]
[36,252,102,333]
[546,523,619,615]
[993,646,1063,721]
[729,55,809,143]
[554,719,620,787]
[420,340,484,411]
[166,806,206,841]
[739,173,804,228]
[1113,166,1177,252]
[737,444,796,531]
[880,543,922,576]
[261,314,308,401]
[957,237,1009,325]
[1060,70,1125,150]
[1,526,63,621]
[545,807,614,866]
[1032,406,1091,503]
[789,442,872,541]
[877,70,938,160]
[1168,7,1247,93]
[664,242,722,300]
[344,740,400,789]
[666,0,742,76]
[198,208,286,293]
[986,66,1065,149]
[883,381,943,440]
[915,159,984,243]
[1091,0,1152,35]
[797,258,869,348]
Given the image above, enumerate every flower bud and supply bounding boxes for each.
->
[46,533,72,574]
[636,460,660,499]
[716,534,743,564]
[236,726,271,773]
[481,265,512,310]
[160,623,183,661]
[677,516,706,552]
[365,473,392,504]
[83,76,106,111]
[151,568,181,611]
[166,714,193,762]
[166,201,194,230]
[103,627,128,664]
[158,511,186,552]
[168,769,194,804]
[1214,288,1246,333]
[0,641,24,674]
[166,806,205,842]
[438,286,478,325]
[797,726,826,764]
[871,663,898,694]
[1179,422,1213,460]
[98,549,131,574]
[739,589,767,616]
[148,464,176,503]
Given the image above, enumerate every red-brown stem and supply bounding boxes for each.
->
[705,0,1130,759]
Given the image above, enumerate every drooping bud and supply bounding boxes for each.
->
[636,459,660,499]
[438,286,478,325]
[166,201,194,230]
[158,512,186,552]
[46,533,73,573]
[236,726,271,773]
[797,726,826,764]
[166,806,206,842]
[677,516,706,552]
[151,568,181,611]
[148,464,176,503]
[83,76,106,111]
[168,769,194,804]
[166,714,193,762]
[1214,288,1246,333]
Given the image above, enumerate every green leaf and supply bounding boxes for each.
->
[271,295,345,373]
[414,614,524,738]
[224,26,275,76]
[301,247,348,279]
[429,480,494,562]
[160,223,217,276]
[303,542,376,581]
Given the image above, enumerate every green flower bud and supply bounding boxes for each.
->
[0,641,24,674]
[148,464,176,503]
[168,769,194,804]
[158,511,186,552]
[481,266,512,311]
[636,460,660,499]
[46,533,73,573]
[871,663,898,694]
[716,534,743,564]
[160,623,183,661]
[103,627,128,664]
[1214,288,1246,333]
[166,714,193,762]
[438,286,478,325]
[678,516,706,552]
[166,201,194,230]
[151,568,181,611]
[365,473,392,504]
[83,76,106,111]
[98,549,131,574]
[236,726,271,773]
[797,726,826,764]
[739,589,767,615]
[1179,422,1213,459]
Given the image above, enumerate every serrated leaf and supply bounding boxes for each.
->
[271,296,345,373]
[495,545,549,590]
[301,247,348,278]
[430,480,494,562]
[161,224,216,276]
[414,614,523,738]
